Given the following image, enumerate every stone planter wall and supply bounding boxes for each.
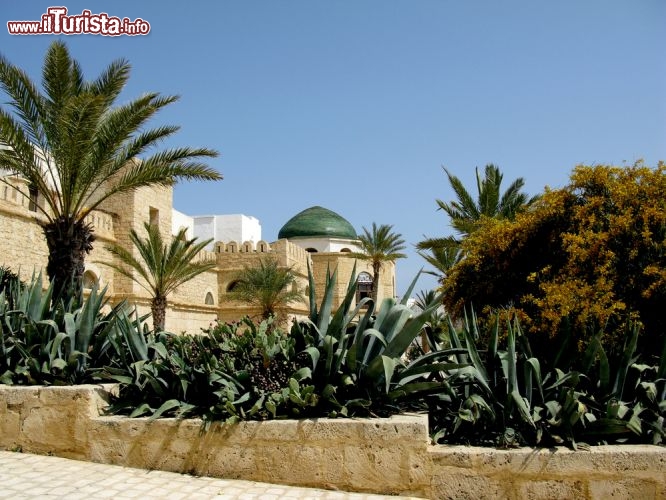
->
[1,384,664,499]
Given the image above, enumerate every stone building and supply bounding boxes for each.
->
[0,175,396,333]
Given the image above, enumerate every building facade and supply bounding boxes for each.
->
[0,176,396,333]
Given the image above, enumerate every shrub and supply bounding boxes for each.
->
[427,309,666,448]
[103,265,449,421]
[0,272,123,385]
[443,162,666,358]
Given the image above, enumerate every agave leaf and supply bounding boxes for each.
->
[451,365,494,399]
[387,380,448,400]
[383,302,440,360]
[627,413,643,435]
[399,270,423,305]
[640,381,657,402]
[584,418,633,436]
[544,370,579,391]
[328,263,358,334]
[317,266,338,337]
[462,323,487,382]
[612,321,640,399]
[51,358,67,371]
[125,309,149,361]
[48,331,67,364]
[488,313,499,383]
[399,362,468,383]
[658,335,666,379]
[582,334,601,373]
[379,305,413,345]
[524,357,544,405]
[303,346,320,370]
[306,260,318,320]
[129,403,153,418]
[512,390,536,428]
[151,341,168,359]
[150,399,183,420]
[598,342,610,394]
[380,355,399,393]
[347,302,375,372]
[402,347,470,369]
[64,312,76,350]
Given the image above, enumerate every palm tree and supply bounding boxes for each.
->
[412,289,448,352]
[416,242,461,284]
[352,223,406,303]
[418,164,537,274]
[228,258,305,321]
[0,41,221,303]
[438,164,536,238]
[103,223,216,332]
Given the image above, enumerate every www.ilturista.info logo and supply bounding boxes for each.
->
[7,7,150,36]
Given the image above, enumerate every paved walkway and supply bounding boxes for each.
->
[0,451,421,499]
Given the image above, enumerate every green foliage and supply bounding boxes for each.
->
[0,265,23,310]
[102,222,216,331]
[351,223,406,302]
[103,315,318,422]
[437,164,538,239]
[0,271,663,448]
[289,263,452,417]
[0,272,122,385]
[428,310,666,448]
[102,264,450,422]
[227,258,305,321]
[0,40,220,303]
[418,164,537,281]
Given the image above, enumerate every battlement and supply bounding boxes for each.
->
[213,240,272,253]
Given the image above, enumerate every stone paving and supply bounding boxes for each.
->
[0,451,421,499]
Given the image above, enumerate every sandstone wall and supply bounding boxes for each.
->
[1,385,664,499]
[1,177,398,333]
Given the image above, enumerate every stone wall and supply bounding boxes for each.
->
[1,385,664,499]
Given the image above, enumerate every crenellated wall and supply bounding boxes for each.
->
[0,176,397,333]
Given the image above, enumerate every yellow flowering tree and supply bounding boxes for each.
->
[443,161,666,355]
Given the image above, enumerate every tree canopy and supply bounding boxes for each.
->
[0,41,221,302]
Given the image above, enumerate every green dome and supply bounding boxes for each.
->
[278,206,357,240]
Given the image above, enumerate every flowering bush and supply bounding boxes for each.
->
[443,161,666,358]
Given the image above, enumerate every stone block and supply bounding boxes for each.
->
[431,471,504,500]
[519,479,586,500]
[297,418,362,443]
[589,478,658,500]
[361,414,429,443]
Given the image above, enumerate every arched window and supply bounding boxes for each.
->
[226,281,239,293]
[356,272,373,303]
[82,270,98,290]
[305,248,318,253]
[340,248,351,253]
[205,292,215,305]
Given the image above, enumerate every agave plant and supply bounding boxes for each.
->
[426,309,666,448]
[288,262,455,416]
[0,272,123,385]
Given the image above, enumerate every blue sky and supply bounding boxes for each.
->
[2,1,665,294]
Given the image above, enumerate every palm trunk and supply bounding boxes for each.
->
[42,216,95,305]
[151,295,167,332]
[371,261,381,304]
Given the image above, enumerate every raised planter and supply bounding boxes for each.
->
[1,384,664,499]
